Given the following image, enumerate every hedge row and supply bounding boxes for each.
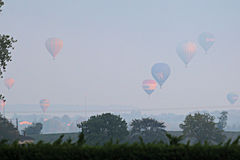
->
[0,135,239,160]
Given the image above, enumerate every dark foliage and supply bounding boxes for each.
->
[0,0,3,12]
[129,118,168,143]
[77,113,129,145]
[24,123,43,135]
[0,134,240,160]
[166,133,184,145]
[0,0,16,101]
[180,112,226,144]
[0,114,20,142]
[217,111,228,130]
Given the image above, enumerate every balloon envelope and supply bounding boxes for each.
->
[4,78,14,89]
[19,121,32,125]
[40,99,50,113]
[198,32,215,52]
[0,100,5,112]
[142,80,157,95]
[176,41,197,66]
[227,93,238,104]
[151,63,171,87]
[45,38,63,59]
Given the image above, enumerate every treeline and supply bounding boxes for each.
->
[0,115,20,142]
[74,112,228,145]
[0,133,240,160]
[1,111,229,145]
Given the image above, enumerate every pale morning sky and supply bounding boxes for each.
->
[1,0,240,114]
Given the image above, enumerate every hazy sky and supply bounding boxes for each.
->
[1,0,240,113]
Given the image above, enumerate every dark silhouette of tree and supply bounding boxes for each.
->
[77,113,128,145]
[217,111,228,130]
[0,0,3,12]
[129,118,167,143]
[0,0,16,101]
[0,114,20,141]
[23,123,43,135]
[0,2,18,142]
[180,112,226,144]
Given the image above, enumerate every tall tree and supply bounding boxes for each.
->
[129,118,167,143]
[179,112,226,144]
[23,123,43,135]
[0,114,20,141]
[78,113,128,145]
[0,1,19,142]
[0,0,3,12]
[217,111,228,130]
[0,0,17,100]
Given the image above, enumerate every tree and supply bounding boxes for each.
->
[0,0,3,12]
[179,112,226,144]
[0,0,16,101]
[23,123,43,135]
[217,111,228,130]
[77,113,128,145]
[42,117,66,133]
[0,114,20,141]
[129,118,167,143]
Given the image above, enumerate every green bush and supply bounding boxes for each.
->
[0,134,240,160]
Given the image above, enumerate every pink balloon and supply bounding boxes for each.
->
[4,78,15,89]
[45,38,63,59]
[0,100,6,112]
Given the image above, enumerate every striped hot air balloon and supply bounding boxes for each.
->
[45,38,63,59]
[0,100,6,112]
[19,121,32,125]
[142,80,157,95]
[4,78,15,89]
[176,41,197,67]
[40,99,50,113]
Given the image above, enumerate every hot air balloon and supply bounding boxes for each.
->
[0,100,5,112]
[45,38,63,59]
[176,41,197,67]
[151,63,171,88]
[142,80,157,95]
[227,93,238,104]
[19,121,32,125]
[198,32,215,53]
[40,99,50,113]
[4,78,14,89]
